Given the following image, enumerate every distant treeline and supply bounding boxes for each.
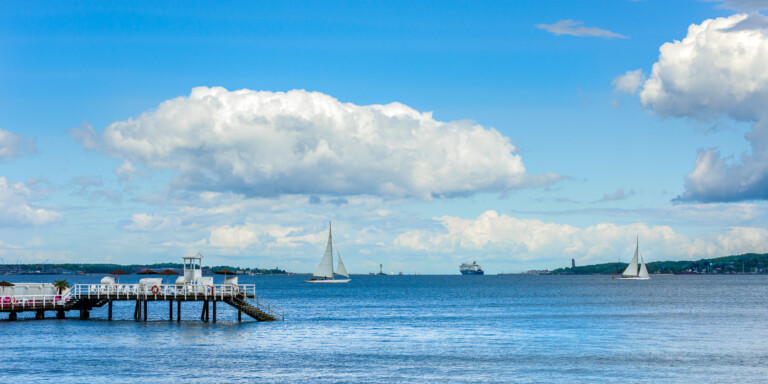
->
[1,262,289,275]
[551,253,768,275]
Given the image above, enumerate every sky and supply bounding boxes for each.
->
[2,0,768,274]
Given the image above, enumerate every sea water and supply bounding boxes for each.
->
[2,274,768,383]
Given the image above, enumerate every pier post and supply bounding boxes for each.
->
[213,300,217,323]
[134,300,141,321]
[169,300,173,321]
[238,310,241,322]
[200,300,206,321]
[79,308,89,320]
[143,300,148,322]
[177,300,181,323]
[36,310,44,320]
[57,310,65,319]
[108,300,113,321]
[9,311,17,321]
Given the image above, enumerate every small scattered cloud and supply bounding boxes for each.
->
[69,176,102,191]
[328,197,349,206]
[308,195,348,205]
[161,238,207,249]
[207,223,309,250]
[536,20,629,39]
[208,225,259,249]
[26,177,54,198]
[115,161,141,182]
[612,69,646,94]
[0,128,36,160]
[598,188,635,202]
[704,0,768,12]
[68,176,122,203]
[0,177,62,227]
[123,213,172,232]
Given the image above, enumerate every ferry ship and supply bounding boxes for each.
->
[460,261,484,275]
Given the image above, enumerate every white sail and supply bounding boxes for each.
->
[313,222,334,278]
[638,251,650,279]
[622,242,639,277]
[336,250,349,278]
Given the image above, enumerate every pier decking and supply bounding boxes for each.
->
[1,283,284,322]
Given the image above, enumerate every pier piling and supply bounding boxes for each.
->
[9,312,17,321]
[57,310,65,319]
[143,300,148,322]
[35,310,44,320]
[177,300,181,323]
[169,300,173,321]
[213,300,217,323]
[108,300,113,321]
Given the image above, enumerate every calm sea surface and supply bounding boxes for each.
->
[2,274,768,383]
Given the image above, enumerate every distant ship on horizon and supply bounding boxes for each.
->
[460,261,484,275]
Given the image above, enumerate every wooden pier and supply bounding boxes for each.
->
[0,283,283,322]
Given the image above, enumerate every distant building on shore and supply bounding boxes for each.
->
[572,259,575,268]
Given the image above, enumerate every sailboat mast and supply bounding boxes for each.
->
[330,221,334,276]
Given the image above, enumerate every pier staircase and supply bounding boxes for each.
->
[65,297,109,311]
[225,293,283,321]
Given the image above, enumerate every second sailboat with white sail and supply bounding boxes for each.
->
[305,222,351,284]
[618,237,650,280]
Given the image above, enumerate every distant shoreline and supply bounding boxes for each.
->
[0,263,289,276]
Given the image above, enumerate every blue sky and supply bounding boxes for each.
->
[2,0,768,273]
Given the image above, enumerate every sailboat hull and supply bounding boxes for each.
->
[304,278,350,284]
[618,276,650,280]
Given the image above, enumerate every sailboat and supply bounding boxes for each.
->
[305,222,350,284]
[618,237,650,280]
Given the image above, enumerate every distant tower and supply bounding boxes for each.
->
[380,264,383,274]
[571,259,575,268]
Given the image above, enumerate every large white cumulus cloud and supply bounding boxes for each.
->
[640,14,768,121]
[73,87,557,199]
[0,177,61,226]
[635,14,768,202]
[395,210,768,263]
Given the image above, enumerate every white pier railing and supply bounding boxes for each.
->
[67,283,256,301]
[0,294,65,310]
